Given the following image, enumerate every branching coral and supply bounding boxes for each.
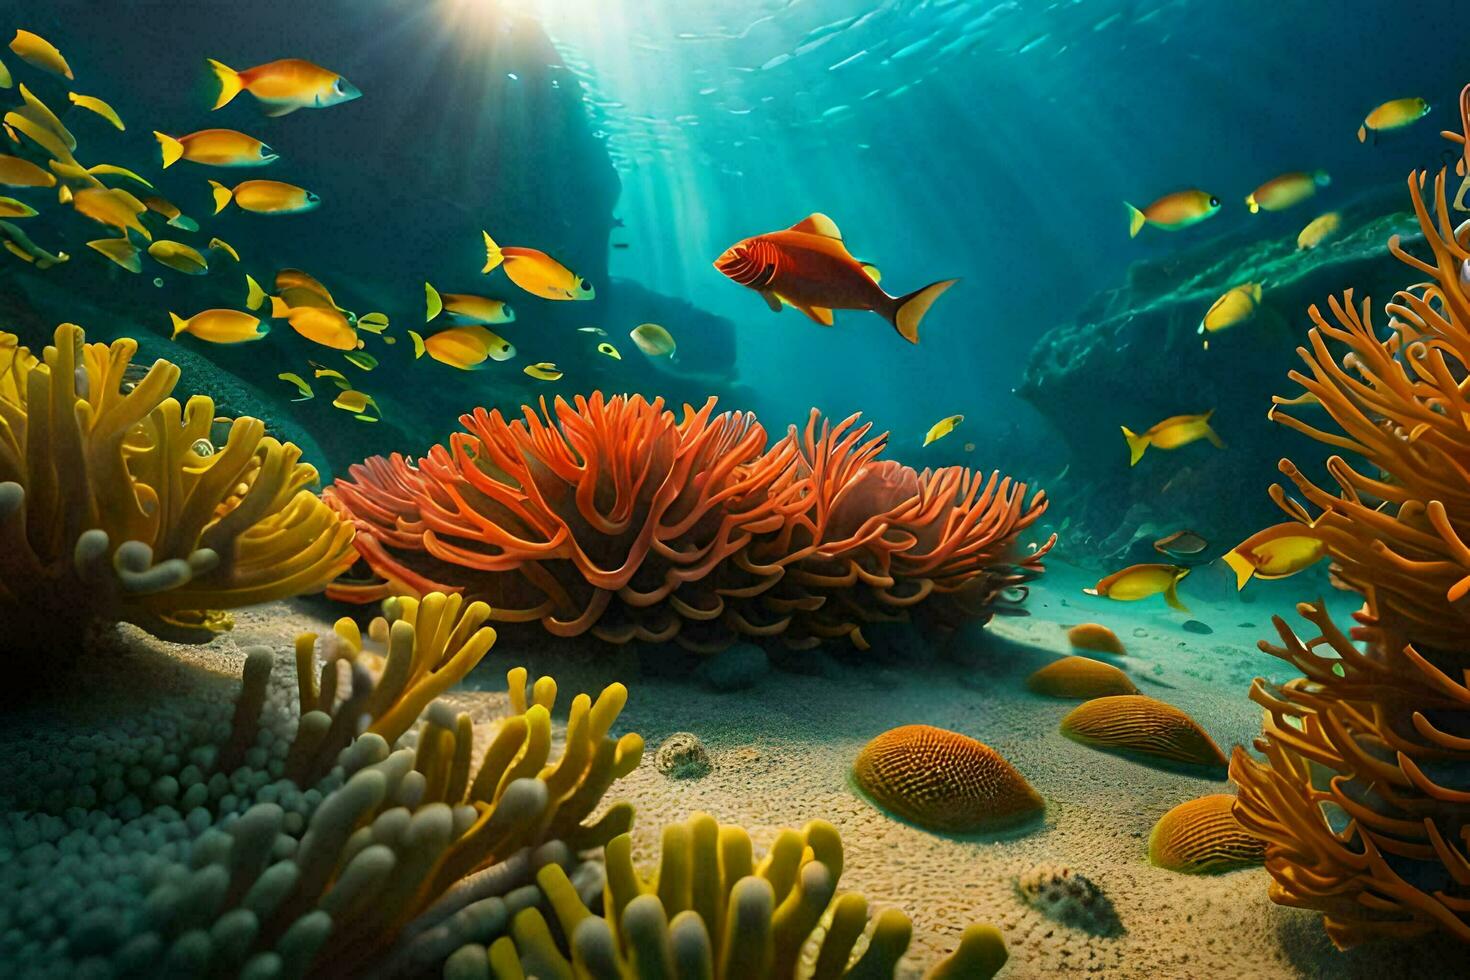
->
[0,324,354,668]
[1229,158,1470,945]
[324,392,1052,652]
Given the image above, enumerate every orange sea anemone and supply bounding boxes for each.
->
[324,393,1053,651]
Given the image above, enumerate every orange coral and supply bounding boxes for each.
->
[852,723,1044,833]
[1148,794,1265,874]
[1060,695,1225,769]
[1067,622,1127,656]
[324,393,1053,651]
[1229,129,1470,946]
[1026,656,1137,699]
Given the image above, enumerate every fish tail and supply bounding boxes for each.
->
[1204,421,1225,449]
[207,58,243,110]
[888,278,957,344]
[481,231,503,274]
[207,180,232,215]
[1245,195,1259,214]
[1164,571,1190,612]
[269,295,289,318]
[245,274,265,312]
[169,312,188,339]
[425,281,442,322]
[408,329,427,360]
[1357,124,1367,143]
[154,131,183,168]
[1126,202,1147,238]
[1222,550,1255,591]
[1121,426,1148,466]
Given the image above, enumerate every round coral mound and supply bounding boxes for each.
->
[1067,623,1126,656]
[1027,656,1137,699]
[1060,695,1225,769]
[852,724,1044,833]
[1149,793,1265,874]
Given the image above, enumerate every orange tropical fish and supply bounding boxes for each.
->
[714,213,957,343]
[208,58,360,116]
[1125,189,1219,237]
[1121,411,1223,465]
[482,232,593,301]
[287,307,359,350]
[1086,563,1190,611]
[1222,524,1327,589]
[155,129,277,168]
[209,179,318,215]
[1245,171,1330,213]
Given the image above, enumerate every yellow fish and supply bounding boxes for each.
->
[209,179,319,215]
[288,307,360,351]
[482,231,594,300]
[0,220,65,267]
[15,84,75,152]
[68,92,124,131]
[142,196,198,232]
[597,342,621,359]
[9,30,71,80]
[275,268,340,306]
[344,351,378,371]
[278,372,313,402]
[1297,212,1341,250]
[577,326,608,336]
[208,237,239,261]
[5,109,74,164]
[629,323,676,357]
[155,129,277,168]
[0,153,53,187]
[357,312,389,333]
[88,164,153,189]
[333,389,375,413]
[523,362,564,381]
[0,197,35,218]
[408,326,515,369]
[209,58,361,116]
[1087,563,1190,611]
[425,281,514,324]
[87,237,141,273]
[245,274,266,311]
[72,187,151,240]
[1198,282,1262,348]
[1244,171,1329,213]
[149,240,209,275]
[1358,97,1429,143]
[1222,524,1327,590]
[923,414,963,446]
[1121,411,1222,466]
[1125,189,1220,237]
[312,365,352,389]
[170,309,268,344]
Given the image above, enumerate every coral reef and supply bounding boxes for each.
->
[1227,156,1470,947]
[324,392,1053,652]
[1148,794,1265,874]
[653,732,711,781]
[484,811,1008,978]
[852,724,1044,833]
[1026,656,1138,699]
[1060,695,1225,770]
[1015,864,1121,935]
[0,324,354,672]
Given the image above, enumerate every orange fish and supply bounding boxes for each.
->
[208,58,360,116]
[714,213,958,343]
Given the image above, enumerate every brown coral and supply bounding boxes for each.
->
[324,393,1053,652]
[1060,695,1225,769]
[1027,656,1137,699]
[852,723,1044,833]
[1148,793,1265,874]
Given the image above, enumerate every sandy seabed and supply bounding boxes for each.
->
[11,561,1464,979]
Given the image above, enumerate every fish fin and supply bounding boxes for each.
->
[154,131,183,168]
[269,295,289,318]
[481,231,503,274]
[169,312,188,339]
[1126,202,1146,238]
[207,59,242,110]
[1221,550,1255,590]
[789,212,842,239]
[170,216,199,233]
[208,180,231,215]
[792,303,834,326]
[261,103,298,117]
[1245,196,1259,214]
[1164,574,1189,612]
[1357,125,1367,143]
[759,290,782,312]
[245,274,265,311]
[1121,426,1148,466]
[425,281,442,321]
[408,329,426,360]
[1204,424,1225,449]
[859,262,881,283]
[888,278,957,344]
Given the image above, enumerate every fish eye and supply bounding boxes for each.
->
[334,79,344,94]
[1209,196,1220,207]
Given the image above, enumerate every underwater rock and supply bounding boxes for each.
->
[695,643,770,692]
[654,732,712,779]
[852,724,1044,833]
[1027,656,1138,699]
[1148,793,1265,874]
[1059,694,1226,770]
[1182,619,1214,635]
[1016,864,1121,935]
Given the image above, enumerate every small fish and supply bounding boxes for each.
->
[1297,212,1341,250]
[142,196,198,232]
[1126,190,1220,237]
[91,164,152,189]
[275,268,340,306]
[577,326,608,336]
[597,342,621,359]
[9,30,71,80]
[0,220,66,268]
[209,58,362,116]
[149,240,209,275]
[1359,97,1429,143]
[408,326,515,369]
[208,237,239,261]
[170,309,268,344]
[1222,524,1327,589]
[1198,282,1262,348]
[1087,563,1190,611]
[344,351,378,371]
[0,153,53,187]
[209,179,319,215]
[630,322,677,357]
[72,187,151,240]
[5,108,73,163]
[312,365,352,389]
[1153,530,1209,560]
[245,274,266,311]
[156,129,277,168]
[483,231,594,300]
[425,281,514,324]
[15,83,76,152]
[1121,411,1223,466]
[278,372,314,401]
[523,362,563,381]
[356,312,389,333]
[962,441,976,453]
[288,307,359,351]
[68,92,124,130]
[714,213,956,342]
[1245,171,1329,213]
[923,414,963,446]
[0,196,35,218]
[332,387,376,413]
[87,237,141,273]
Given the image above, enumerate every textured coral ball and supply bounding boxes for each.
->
[852,724,1044,833]
[655,732,712,779]
[1149,793,1266,873]
[1059,694,1226,769]
[1067,622,1126,656]
[1027,656,1138,699]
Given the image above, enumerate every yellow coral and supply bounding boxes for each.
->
[1027,655,1138,698]
[0,324,354,663]
[1060,695,1225,769]
[1148,793,1265,874]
